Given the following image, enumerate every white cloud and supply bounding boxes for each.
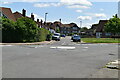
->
[34,13,44,21]
[22,0,39,2]
[34,3,50,7]
[60,0,92,6]
[86,13,107,18]
[76,10,83,13]
[33,0,92,9]
[89,0,119,2]
[2,2,12,4]
[94,13,106,18]
[34,3,62,7]
[60,0,92,9]
[77,16,92,20]
[67,5,90,9]
[1,0,118,2]
[28,13,44,21]
[83,23,92,28]
[50,3,61,7]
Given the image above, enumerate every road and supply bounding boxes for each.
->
[2,36,118,78]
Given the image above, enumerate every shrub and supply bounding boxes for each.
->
[2,17,51,42]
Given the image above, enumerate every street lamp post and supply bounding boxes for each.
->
[80,20,82,35]
[59,18,61,26]
[59,18,61,33]
[45,13,48,24]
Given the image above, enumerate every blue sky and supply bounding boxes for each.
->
[1,0,118,28]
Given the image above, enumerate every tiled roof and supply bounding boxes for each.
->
[13,11,23,20]
[13,11,30,20]
[96,20,108,32]
[0,7,16,21]
[91,24,98,29]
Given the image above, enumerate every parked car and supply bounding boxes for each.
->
[72,35,81,42]
[71,34,78,40]
[60,34,66,37]
[52,33,60,41]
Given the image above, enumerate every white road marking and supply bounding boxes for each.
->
[50,46,75,50]
[61,42,66,45]
[83,47,88,49]
[0,45,13,47]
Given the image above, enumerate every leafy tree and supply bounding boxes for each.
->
[104,14,120,35]
[80,27,88,32]
[56,28,60,33]
[16,17,39,42]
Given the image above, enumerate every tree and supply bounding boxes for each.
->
[16,17,39,42]
[2,17,17,42]
[56,28,60,33]
[80,27,88,32]
[104,14,120,36]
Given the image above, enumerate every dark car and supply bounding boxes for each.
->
[46,34,51,41]
[60,34,66,37]
[72,35,81,42]
[71,34,77,40]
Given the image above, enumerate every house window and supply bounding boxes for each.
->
[73,27,77,30]
[61,31,63,33]
[64,31,66,33]
[72,31,77,33]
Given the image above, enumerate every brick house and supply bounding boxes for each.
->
[60,23,80,35]
[0,7,80,35]
[0,7,16,21]
[95,20,109,38]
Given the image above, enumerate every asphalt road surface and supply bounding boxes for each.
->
[2,36,118,78]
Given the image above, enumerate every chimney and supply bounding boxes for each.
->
[31,13,34,20]
[22,9,26,17]
[37,19,39,22]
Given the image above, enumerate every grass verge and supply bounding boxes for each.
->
[81,38,120,43]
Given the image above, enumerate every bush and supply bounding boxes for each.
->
[39,28,50,41]
[2,18,17,42]
[2,17,51,42]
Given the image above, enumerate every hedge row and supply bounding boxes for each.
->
[1,17,50,43]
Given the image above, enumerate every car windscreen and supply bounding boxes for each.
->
[54,34,60,36]
[73,36,80,38]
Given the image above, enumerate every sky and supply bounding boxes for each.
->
[1,0,119,28]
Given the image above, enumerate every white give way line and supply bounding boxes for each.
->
[50,46,75,50]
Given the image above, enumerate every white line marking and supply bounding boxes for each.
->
[50,46,75,50]
[83,47,88,49]
[61,42,66,45]
[0,45,13,47]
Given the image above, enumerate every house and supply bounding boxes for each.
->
[13,9,35,21]
[95,20,109,38]
[90,24,99,36]
[0,7,80,35]
[60,23,80,35]
[13,9,43,28]
[0,7,16,21]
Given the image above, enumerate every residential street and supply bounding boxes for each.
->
[2,36,118,78]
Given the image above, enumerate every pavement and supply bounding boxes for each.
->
[0,40,55,45]
[1,36,119,78]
